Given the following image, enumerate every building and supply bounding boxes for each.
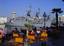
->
[8,15,51,30]
[0,16,7,29]
[58,15,64,22]
[51,15,64,27]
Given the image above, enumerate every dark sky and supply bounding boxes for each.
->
[0,0,64,16]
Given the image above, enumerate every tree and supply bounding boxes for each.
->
[52,8,63,31]
[24,23,32,30]
[24,19,32,34]
[62,0,64,2]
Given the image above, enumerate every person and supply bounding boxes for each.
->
[40,29,48,46]
[36,30,41,41]
[14,28,19,33]
[36,30,40,35]
[0,28,6,41]
[12,29,19,38]
[27,30,35,44]
[21,29,26,36]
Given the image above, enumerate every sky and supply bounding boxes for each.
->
[0,0,64,16]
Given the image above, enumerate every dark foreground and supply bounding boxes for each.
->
[0,31,64,46]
